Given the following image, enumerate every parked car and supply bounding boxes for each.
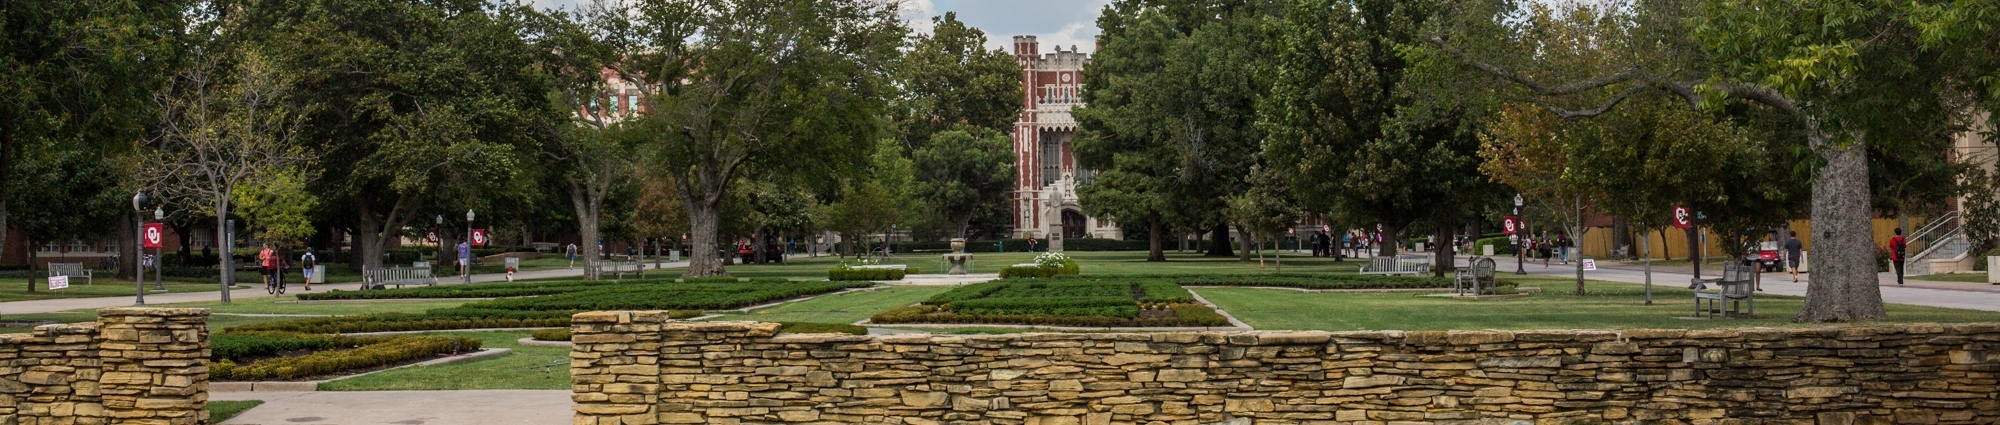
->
[1749,241,1783,272]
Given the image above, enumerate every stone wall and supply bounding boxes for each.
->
[570,313,2000,425]
[1,307,210,425]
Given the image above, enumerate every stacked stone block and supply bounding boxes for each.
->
[0,308,210,425]
[571,314,2000,425]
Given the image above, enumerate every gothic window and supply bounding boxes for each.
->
[1041,133,1061,187]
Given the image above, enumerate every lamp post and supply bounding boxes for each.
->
[1514,194,1527,275]
[153,207,165,290]
[131,191,148,306]
[436,215,444,264]
[464,209,474,283]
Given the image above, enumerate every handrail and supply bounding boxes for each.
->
[1908,211,1962,255]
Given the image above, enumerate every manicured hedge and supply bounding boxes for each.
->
[828,266,915,281]
[212,335,481,381]
[530,328,571,342]
[465,282,869,311]
[211,332,391,363]
[890,239,1156,253]
[296,280,632,300]
[996,264,1078,278]
[1160,274,1458,290]
[777,322,867,335]
[228,313,572,334]
[875,278,1228,327]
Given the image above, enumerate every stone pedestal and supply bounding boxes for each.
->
[944,238,971,275]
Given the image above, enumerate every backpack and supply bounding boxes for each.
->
[1892,237,1906,259]
[301,253,317,269]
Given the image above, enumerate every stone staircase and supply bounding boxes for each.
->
[1907,232,1971,276]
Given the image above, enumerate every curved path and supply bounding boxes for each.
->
[214,390,570,425]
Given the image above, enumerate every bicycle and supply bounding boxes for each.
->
[265,268,286,295]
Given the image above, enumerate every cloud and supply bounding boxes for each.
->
[899,0,939,34]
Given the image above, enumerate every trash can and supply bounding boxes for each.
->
[1989,256,1998,284]
[1483,244,1495,256]
[309,265,326,284]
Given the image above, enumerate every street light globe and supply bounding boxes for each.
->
[154,207,164,220]
[466,210,475,222]
[1513,194,1524,207]
[436,215,443,225]
[132,191,149,212]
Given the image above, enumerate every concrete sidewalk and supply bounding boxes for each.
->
[1475,255,2000,312]
[213,390,570,425]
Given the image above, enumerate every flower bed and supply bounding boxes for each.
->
[997,252,1082,278]
[869,279,1230,327]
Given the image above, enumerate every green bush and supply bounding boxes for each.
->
[1474,236,1515,255]
[465,282,869,311]
[997,265,1054,278]
[777,322,867,335]
[297,280,635,301]
[212,336,481,381]
[211,332,391,362]
[828,265,909,281]
[1165,274,1454,290]
[530,329,571,341]
[877,278,1228,327]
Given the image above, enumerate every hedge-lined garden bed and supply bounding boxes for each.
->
[1163,274,1464,290]
[216,279,868,381]
[869,279,1230,327]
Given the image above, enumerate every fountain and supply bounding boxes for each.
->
[944,238,972,275]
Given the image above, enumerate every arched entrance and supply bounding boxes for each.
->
[1061,210,1087,239]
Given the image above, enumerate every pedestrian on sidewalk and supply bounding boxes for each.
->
[1785,231,1803,283]
[566,243,577,269]
[457,240,472,281]
[1889,228,1907,286]
[300,249,318,291]
[258,244,277,292]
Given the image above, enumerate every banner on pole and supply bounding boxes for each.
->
[1502,216,1519,235]
[142,222,164,249]
[1672,206,1693,229]
[471,229,488,247]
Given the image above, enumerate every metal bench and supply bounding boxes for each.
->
[1359,255,1430,276]
[1692,261,1755,318]
[48,263,92,285]
[1454,257,1498,295]
[605,260,646,280]
[363,265,436,290]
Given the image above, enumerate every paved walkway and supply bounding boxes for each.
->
[1479,255,2000,312]
[213,390,570,425]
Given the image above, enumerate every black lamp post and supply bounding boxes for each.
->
[464,209,475,283]
[131,191,148,305]
[153,207,165,290]
[1514,194,1527,275]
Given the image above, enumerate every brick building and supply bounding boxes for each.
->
[1011,35,1121,241]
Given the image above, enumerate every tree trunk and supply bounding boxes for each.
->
[118,210,136,280]
[1642,231,1653,305]
[1205,224,1234,257]
[215,202,233,303]
[571,181,604,280]
[1237,225,1252,262]
[684,198,726,277]
[1146,213,1165,262]
[1659,228,1671,261]
[1432,225,1454,278]
[357,217,385,271]
[1377,225,1400,257]
[1686,226,1700,279]
[1795,129,1887,321]
[753,228,768,264]
[26,243,37,292]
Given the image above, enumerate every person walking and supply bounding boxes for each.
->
[1889,228,1907,286]
[300,248,318,291]
[566,243,578,269]
[1785,231,1804,283]
[457,240,472,281]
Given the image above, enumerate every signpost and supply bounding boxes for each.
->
[49,275,69,290]
[1582,259,1597,271]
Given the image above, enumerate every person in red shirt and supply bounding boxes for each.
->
[259,244,279,293]
[1889,228,1907,286]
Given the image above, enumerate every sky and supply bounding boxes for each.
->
[521,0,1110,53]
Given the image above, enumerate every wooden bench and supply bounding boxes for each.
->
[1692,261,1755,318]
[48,263,91,285]
[1454,257,1498,295]
[363,265,435,290]
[1359,256,1430,276]
[605,260,645,280]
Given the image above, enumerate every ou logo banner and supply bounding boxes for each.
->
[142,223,164,248]
[1672,206,1694,229]
[470,229,489,247]
[1501,216,1519,235]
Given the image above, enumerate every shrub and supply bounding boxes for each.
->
[211,332,391,362]
[777,322,867,335]
[530,329,572,341]
[877,279,1228,327]
[464,282,869,311]
[829,264,912,281]
[212,336,481,381]
[998,265,1054,278]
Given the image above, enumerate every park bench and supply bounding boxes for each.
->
[1454,257,1498,295]
[1691,261,1755,318]
[532,242,558,253]
[48,263,92,285]
[605,259,645,280]
[1359,255,1430,276]
[363,265,435,290]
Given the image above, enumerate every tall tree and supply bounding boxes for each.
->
[577,0,904,276]
[243,0,557,271]
[146,46,308,302]
[1076,0,1270,261]
[527,7,637,280]
[2,0,187,276]
[7,141,125,291]
[1427,0,1966,321]
[898,12,1024,149]
[912,129,1016,238]
[1229,164,1301,272]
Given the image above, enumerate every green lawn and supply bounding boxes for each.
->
[0,278,246,301]
[1909,273,1995,283]
[1197,276,2000,331]
[703,286,952,324]
[316,331,570,391]
[1,296,465,334]
[207,400,263,422]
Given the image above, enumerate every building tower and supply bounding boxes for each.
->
[1011,35,1120,241]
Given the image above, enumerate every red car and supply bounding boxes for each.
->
[1750,241,1783,272]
